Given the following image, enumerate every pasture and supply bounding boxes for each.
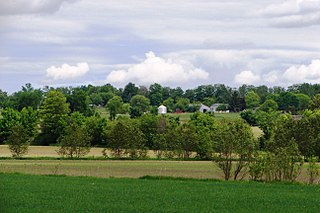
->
[1,173,319,212]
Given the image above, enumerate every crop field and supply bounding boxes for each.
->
[0,159,314,183]
[0,159,221,179]
[1,173,319,212]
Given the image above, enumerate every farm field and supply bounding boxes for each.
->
[0,159,221,179]
[0,159,314,183]
[1,173,320,212]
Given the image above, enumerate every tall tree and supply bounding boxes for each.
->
[11,83,43,110]
[67,88,92,115]
[245,91,260,109]
[106,96,123,120]
[148,83,163,106]
[39,90,70,145]
[122,82,139,103]
[130,95,150,118]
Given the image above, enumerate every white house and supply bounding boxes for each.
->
[158,105,167,114]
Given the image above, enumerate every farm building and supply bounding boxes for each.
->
[199,104,210,113]
[158,105,167,114]
[199,103,229,113]
[210,103,222,112]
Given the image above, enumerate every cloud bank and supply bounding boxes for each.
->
[260,0,320,27]
[106,51,209,86]
[46,62,89,81]
[0,0,77,15]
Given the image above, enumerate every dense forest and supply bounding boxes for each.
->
[1,82,320,182]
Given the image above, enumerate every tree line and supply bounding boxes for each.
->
[1,82,320,183]
[1,82,320,117]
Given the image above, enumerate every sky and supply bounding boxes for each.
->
[1,0,320,93]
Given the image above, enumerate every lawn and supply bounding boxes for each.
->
[1,173,319,212]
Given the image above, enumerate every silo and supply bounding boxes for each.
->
[158,105,167,114]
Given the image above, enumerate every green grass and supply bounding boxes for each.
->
[1,173,320,212]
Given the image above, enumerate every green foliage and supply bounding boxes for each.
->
[67,88,92,116]
[106,96,123,120]
[39,90,70,145]
[10,83,43,111]
[176,124,199,159]
[108,119,146,159]
[277,92,299,113]
[309,94,320,110]
[57,123,92,158]
[228,90,246,112]
[20,107,38,139]
[148,83,163,106]
[130,95,150,118]
[245,91,260,109]
[139,114,159,148]
[259,99,278,112]
[121,82,139,103]
[6,124,31,157]
[0,107,21,143]
[264,141,303,182]
[212,119,257,180]
[240,110,258,126]
[295,93,311,111]
[216,104,227,111]
[162,98,175,113]
[189,112,216,159]
[202,97,216,107]
[174,98,190,112]
[0,89,8,108]
[85,116,108,146]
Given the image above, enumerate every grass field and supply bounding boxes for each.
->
[1,173,320,212]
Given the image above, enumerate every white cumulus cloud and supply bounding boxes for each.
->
[106,51,209,86]
[46,62,89,81]
[234,70,261,85]
[283,59,320,83]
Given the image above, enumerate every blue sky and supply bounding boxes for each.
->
[1,0,320,93]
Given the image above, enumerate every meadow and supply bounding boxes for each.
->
[1,173,320,212]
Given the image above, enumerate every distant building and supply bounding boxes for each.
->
[199,103,229,113]
[199,104,210,113]
[210,103,222,112]
[158,105,167,114]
